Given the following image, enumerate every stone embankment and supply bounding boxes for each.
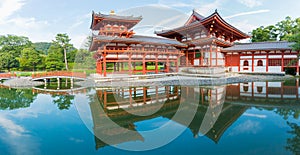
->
[82,73,294,88]
[1,77,43,88]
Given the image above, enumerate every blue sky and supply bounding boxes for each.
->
[0,0,299,48]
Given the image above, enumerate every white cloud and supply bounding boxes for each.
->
[229,120,262,136]
[0,114,40,155]
[195,0,223,16]
[229,19,257,34]
[0,0,52,43]
[70,33,90,49]
[157,0,224,16]
[0,0,27,24]
[238,0,262,8]
[0,17,52,43]
[0,115,27,137]
[158,0,193,8]
[224,9,270,19]
[243,113,267,118]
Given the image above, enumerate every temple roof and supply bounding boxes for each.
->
[187,36,233,47]
[90,11,143,30]
[222,41,294,52]
[184,9,205,25]
[90,35,187,51]
[156,10,250,41]
[93,11,143,21]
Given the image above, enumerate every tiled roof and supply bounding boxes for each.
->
[93,12,142,21]
[222,41,295,52]
[156,10,249,39]
[93,35,187,47]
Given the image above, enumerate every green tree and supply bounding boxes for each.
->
[34,42,52,55]
[0,35,32,71]
[251,26,278,42]
[45,45,64,71]
[53,33,73,70]
[276,16,295,41]
[19,47,43,71]
[0,51,17,71]
[251,16,300,42]
[289,33,300,51]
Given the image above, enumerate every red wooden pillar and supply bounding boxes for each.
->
[252,52,254,72]
[210,45,212,67]
[238,52,241,72]
[155,54,158,74]
[142,53,146,75]
[266,51,269,72]
[97,60,102,74]
[200,47,204,66]
[103,53,107,77]
[281,51,284,72]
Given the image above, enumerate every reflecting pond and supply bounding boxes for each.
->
[0,79,299,155]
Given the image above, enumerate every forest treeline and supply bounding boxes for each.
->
[0,33,95,72]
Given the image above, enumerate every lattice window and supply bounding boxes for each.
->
[268,59,281,66]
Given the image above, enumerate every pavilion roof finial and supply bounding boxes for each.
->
[215,9,218,13]
[110,10,116,15]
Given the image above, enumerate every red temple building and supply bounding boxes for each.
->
[223,41,300,75]
[90,11,186,77]
[90,10,300,77]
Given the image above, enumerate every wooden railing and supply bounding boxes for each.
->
[0,73,16,79]
[32,71,86,79]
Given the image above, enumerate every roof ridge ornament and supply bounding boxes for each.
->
[110,10,116,15]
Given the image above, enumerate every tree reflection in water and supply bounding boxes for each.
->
[0,87,37,110]
[286,122,300,155]
[52,95,75,110]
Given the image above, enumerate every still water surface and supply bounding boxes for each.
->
[0,79,299,155]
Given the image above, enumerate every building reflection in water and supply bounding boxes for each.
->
[90,79,300,150]
[226,79,300,106]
